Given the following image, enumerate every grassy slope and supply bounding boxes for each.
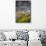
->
[16,13,31,23]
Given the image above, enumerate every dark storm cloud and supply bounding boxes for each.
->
[16,1,31,11]
[16,0,30,1]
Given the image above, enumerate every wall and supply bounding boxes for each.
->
[0,0,46,29]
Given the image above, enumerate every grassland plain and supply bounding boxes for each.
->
[16,11,31,23]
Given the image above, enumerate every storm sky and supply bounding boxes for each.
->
[16,1,31,11]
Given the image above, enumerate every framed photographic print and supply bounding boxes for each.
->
[16,0,31,23]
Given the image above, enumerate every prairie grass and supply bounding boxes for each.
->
[16,12,31,23]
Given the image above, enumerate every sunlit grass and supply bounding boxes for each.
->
[16,13,31,23]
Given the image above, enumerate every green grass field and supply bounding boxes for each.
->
[16,13,31,23]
